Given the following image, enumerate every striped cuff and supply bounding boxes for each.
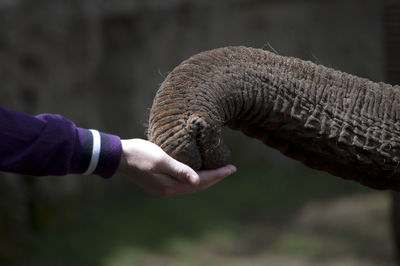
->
[83,129,101,175]
[76,128,122,178]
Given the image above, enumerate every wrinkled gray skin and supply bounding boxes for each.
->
[148,46,400,191]
[385,0,400,262]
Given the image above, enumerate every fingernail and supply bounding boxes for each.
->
[189,174,199,185]
[226,165,236,174]
[230,165,237,173]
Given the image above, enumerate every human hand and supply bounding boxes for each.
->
[116,139,236,197]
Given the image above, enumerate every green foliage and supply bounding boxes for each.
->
[25,158,386,266]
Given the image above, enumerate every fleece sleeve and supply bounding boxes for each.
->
[0,105,122,178]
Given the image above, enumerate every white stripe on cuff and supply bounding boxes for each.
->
[83,129,101,175]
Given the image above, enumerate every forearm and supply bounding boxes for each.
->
[0,106,122,177]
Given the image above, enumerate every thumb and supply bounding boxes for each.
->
[160,156,200,185]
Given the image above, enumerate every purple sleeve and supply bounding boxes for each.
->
[0,106,122,178]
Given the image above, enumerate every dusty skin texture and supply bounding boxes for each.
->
[148,46,400,191]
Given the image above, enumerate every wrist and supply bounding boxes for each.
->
[116,140,129,176]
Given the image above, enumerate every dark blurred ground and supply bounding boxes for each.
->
[0,0,396,265]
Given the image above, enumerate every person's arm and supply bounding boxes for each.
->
[0,105,122,177]
[0,105,236,196]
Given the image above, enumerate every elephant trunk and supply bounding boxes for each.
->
[148,46,400,191]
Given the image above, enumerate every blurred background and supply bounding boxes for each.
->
[0,0,399,265]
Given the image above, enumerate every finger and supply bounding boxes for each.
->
[154,165,237,197]
[153,174,203,197]
[197,164,236,190]
[160,165,237,197]
[159,156,200,185]
[152,173,190,197]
